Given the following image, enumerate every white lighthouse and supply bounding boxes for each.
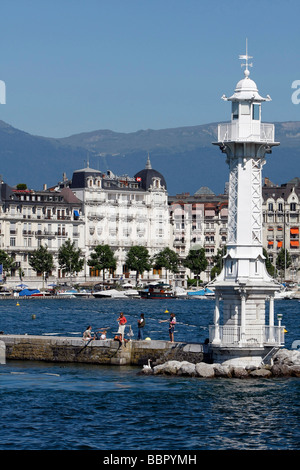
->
[210,43,284,366]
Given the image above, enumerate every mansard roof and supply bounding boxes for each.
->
[70,166,102,189]
[262,176,300,201]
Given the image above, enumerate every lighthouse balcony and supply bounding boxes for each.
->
[209,324,284,347]
[218,122,275,143]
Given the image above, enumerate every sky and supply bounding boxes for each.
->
[1,0,300,138]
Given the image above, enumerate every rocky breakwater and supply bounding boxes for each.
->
[139,349,300,379]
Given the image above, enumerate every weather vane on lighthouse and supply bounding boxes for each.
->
[239,39,253,76]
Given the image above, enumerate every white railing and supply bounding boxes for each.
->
[209,324,285,346]
[218,122,275,143]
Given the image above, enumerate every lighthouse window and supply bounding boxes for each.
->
[241,103,250,115]
[252,104,260,120]
[232,102,239,120]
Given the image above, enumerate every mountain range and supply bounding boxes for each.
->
[0,119,299,196]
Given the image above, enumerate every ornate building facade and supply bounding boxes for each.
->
[69,156,170,280]
[0,179,84,281]
[262,177,300,280]
[0,157,298,287]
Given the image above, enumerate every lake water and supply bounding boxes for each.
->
[0,297,299,452]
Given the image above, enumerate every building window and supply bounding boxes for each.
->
[241,103,250,115]
[232,102,239,120]
[253,104,260,120]
[290,203,296,211]
[10,237,16,246]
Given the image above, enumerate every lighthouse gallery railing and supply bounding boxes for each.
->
[218,122,274,143]
[209,324,285,346]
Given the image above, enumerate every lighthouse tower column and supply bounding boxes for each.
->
[210,44,283,366]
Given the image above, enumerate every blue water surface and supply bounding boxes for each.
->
[0,298,299,450]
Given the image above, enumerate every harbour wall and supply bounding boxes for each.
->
[0,335,206,366]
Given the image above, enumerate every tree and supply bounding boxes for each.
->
[263,248,275,278]
[183,248,208,286]
[210,246,226,280]
[29,245,55,287]
[87,244,117,281]
[0,249,15,277]
[125,246,152,285]
[276,248,292,280]
[152,247,180,283]
[58,239,84,281]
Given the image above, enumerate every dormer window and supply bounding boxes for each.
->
[152,178,160,189]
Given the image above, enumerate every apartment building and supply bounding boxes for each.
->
[0,180,84,281]
[262,177,300,280]
[168,186,228,282]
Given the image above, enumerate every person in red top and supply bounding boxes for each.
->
[117,312,127,341]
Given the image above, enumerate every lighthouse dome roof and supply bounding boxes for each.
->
[228,72,267,102]
[235,76,258,92]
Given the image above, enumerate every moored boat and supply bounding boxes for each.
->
[92,288,140,299]
[274,287,296,300]
[138,282,175,299]
[18,288,42,297]
[187,287,215,299]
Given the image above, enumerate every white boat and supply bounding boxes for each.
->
[73,290,92,297]
[56,289,77,298]
[173,287,188,298]
[187,287,215,299]
[123,289,140,298]
[274,288,296,300]
[92,288,139,299]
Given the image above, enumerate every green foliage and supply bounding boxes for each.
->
[152,247,180,274]
[263,248,275,277]
[0,249,15,275]
[58,239,84,275]
[16,183,27,190]
[87,244,117,280]
[29,245,55,275]
[210,247,226,280]
[276,248,291,277]
[183,248,208,283]
[125,246,152,284]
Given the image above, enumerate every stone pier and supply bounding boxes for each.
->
[0,335,208,366]
[0,340,5,364]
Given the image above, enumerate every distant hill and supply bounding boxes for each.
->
[0,119,299,195]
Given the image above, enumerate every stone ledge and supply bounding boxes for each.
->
[0,335,205,367]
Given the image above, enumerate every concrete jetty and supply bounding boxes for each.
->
[0,334,208,366]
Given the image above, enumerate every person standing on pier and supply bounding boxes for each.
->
[159,312,176,342]
[117,312,127,341]
[137,313,145,340]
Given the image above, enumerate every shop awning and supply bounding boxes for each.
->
[290,240,299,247]
[277,241,283,248]
[268,240,274,245]
[290,228,299,234]
[74,210,80,217]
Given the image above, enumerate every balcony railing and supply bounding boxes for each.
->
[209,324,285,347]
[218,122,275,143]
